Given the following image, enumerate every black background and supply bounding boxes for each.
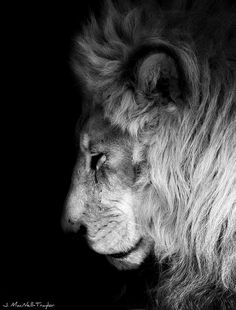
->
[3,1,155,310]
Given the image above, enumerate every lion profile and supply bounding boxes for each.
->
[63,0,236,309]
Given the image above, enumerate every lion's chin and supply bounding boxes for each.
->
[106,239,152,270]
[88,233,153,269]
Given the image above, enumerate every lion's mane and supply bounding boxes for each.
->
[73,0,236,309]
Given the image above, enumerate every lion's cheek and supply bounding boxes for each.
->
[86,214,138,254]
[88,225,131,253]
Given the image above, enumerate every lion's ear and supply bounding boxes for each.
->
[137,52,183,107]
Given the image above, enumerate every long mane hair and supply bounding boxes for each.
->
[73,0,236,308]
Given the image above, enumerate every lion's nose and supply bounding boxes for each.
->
[62,183,87,233]
[61,211,81,233]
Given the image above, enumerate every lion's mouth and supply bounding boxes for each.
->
[107,238,143,259]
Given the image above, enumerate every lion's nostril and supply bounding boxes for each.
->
[62,216,81,233]
[68,218,74,224]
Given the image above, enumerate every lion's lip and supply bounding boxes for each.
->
[107,238,143,259]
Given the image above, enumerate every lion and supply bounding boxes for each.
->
[63,0,236,309]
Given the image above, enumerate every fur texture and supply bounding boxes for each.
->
[72,0,236,309]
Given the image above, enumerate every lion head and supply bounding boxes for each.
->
[63,1,236,309]
[63,109,153,269]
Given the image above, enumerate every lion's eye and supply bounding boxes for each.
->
[90,153,106,171]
